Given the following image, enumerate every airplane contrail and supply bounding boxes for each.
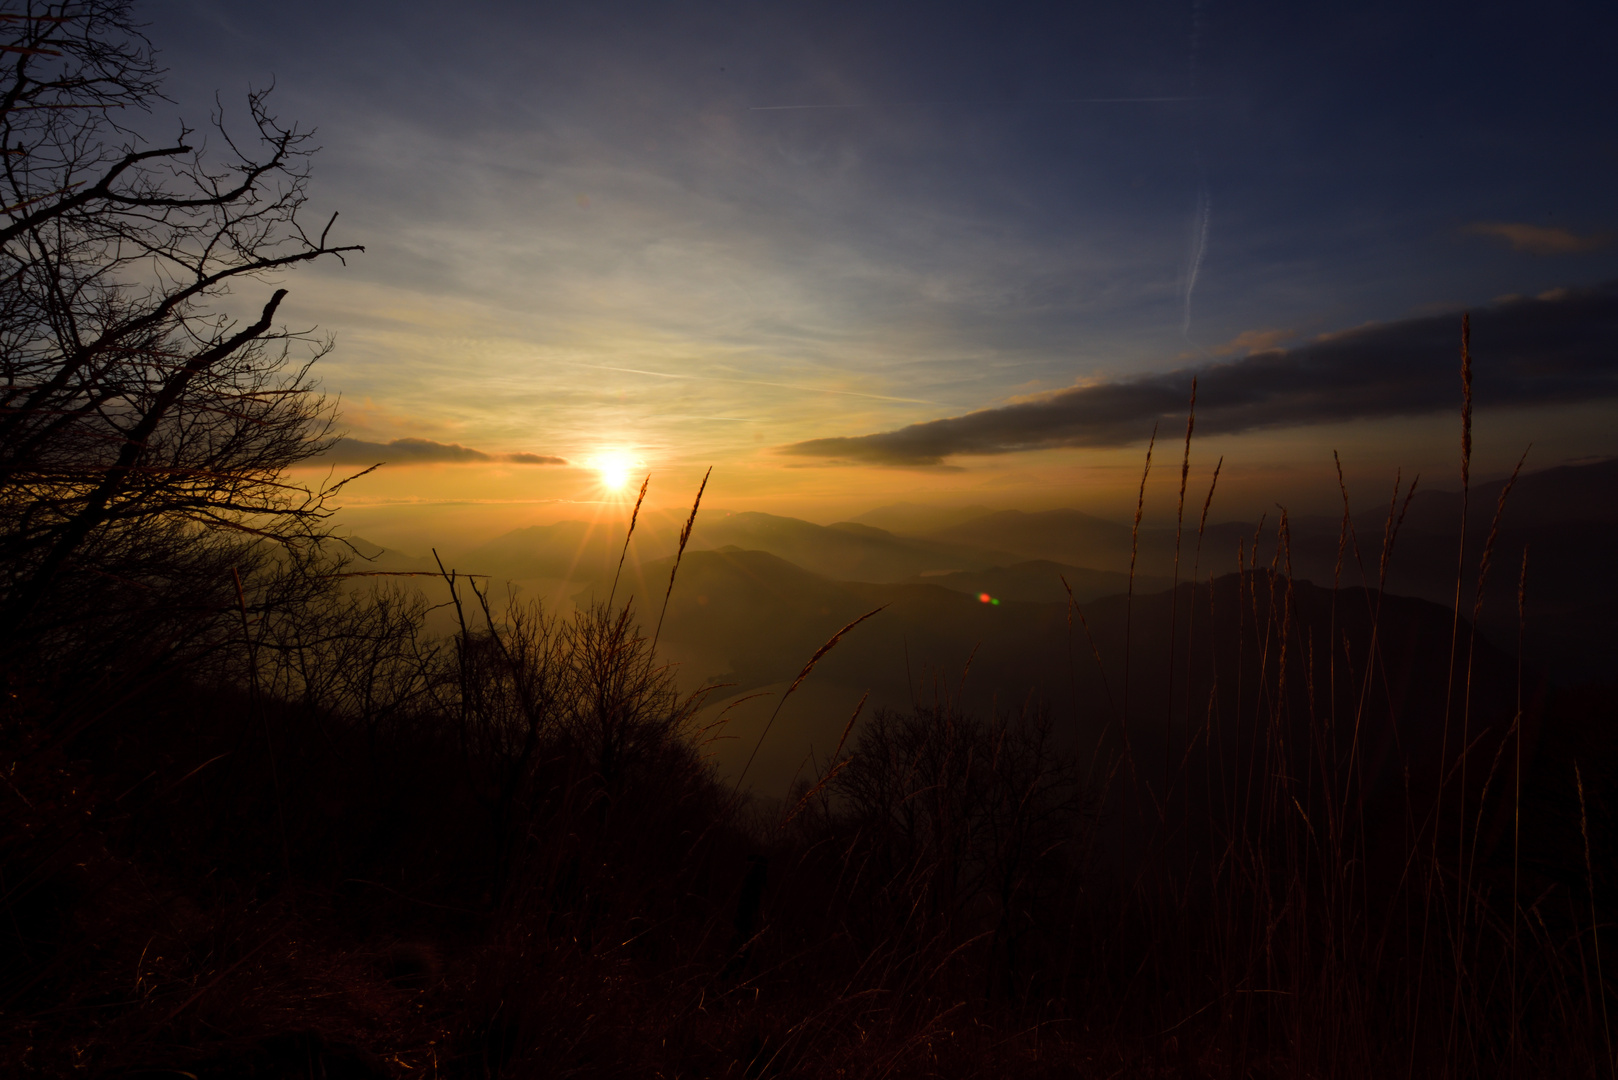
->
[1181,0,1212,347]
[1183,182,1211,341]
[749,96,1196,111]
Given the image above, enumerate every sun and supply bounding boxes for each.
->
[592,450,637,492]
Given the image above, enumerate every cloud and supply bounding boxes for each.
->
[1214,327,1292,356]
[316,437,568,466]
[1464,222,1612,256]
[781,283,1618,465]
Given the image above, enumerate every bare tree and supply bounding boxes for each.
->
[0,1,362,657]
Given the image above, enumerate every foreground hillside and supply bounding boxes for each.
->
[6,543,1615,1077]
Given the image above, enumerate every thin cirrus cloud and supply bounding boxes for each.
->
[315,437,568,466]
[1464,222,1613,256]
[781,283,1618,467]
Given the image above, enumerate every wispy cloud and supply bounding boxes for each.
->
[1213,327,1292,356]
[583,364,945,405]
[317,437,567,466]
[1464,222,1612,256]
[781,284,1618,466]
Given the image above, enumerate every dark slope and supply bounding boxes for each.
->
[924,508,1141,572]
[613,547,1520,828]
[903,560,1169,604]
[695,512,1018,581]
[913,459,1618,684]
[1223,459,1618,683]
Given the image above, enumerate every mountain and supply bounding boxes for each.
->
[330,537,439,576]
[369,459,1618,686]
[694,512,1018,582]
[1222,460,1618,683]
[1398,457,1618,534]
[902,459,1618,684]
[904,560,1169,605]
[848,502,997,535]
[609,546,1523,840]
[923,508,1142,572]
[454,519,625,581]
[435,511,1024,592]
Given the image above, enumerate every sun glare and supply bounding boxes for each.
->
[593,450,636,492]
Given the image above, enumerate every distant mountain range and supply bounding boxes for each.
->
[339,459,1617,707]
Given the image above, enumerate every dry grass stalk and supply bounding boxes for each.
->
[1470,446,1532,627]
[783,606,887,702]
[1060,574,1118,729]
[652,466,711,653]
[1461,312,1474,489]
[1177,378,1198,520]
[1128,424,1158,601]
[1166,379,1197,793]
[1122,423,1157,747]
[1511,542,1529,1077]
[693,689,772,747]
[1456,447,1532,917]
[1576,762,1614,1074]
[1180,453,1223,857]
[1194,454,1222,571]
[733,604,887,795]
[607,473,650,611]
[1331,450,1368,591]
[1377,469,1419,592]
[780,691,868,829]
[1418,313,1477,1070]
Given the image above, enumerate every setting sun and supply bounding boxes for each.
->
[592,450,637,491]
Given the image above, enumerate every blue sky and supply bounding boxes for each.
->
[137,0,1618,529]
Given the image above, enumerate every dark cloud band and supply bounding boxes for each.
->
[317,437,566,466]
[782,284,1618,466]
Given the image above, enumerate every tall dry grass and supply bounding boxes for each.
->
[1027,314,1612,1079]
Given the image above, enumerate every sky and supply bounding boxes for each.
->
[140,0,1618,544]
